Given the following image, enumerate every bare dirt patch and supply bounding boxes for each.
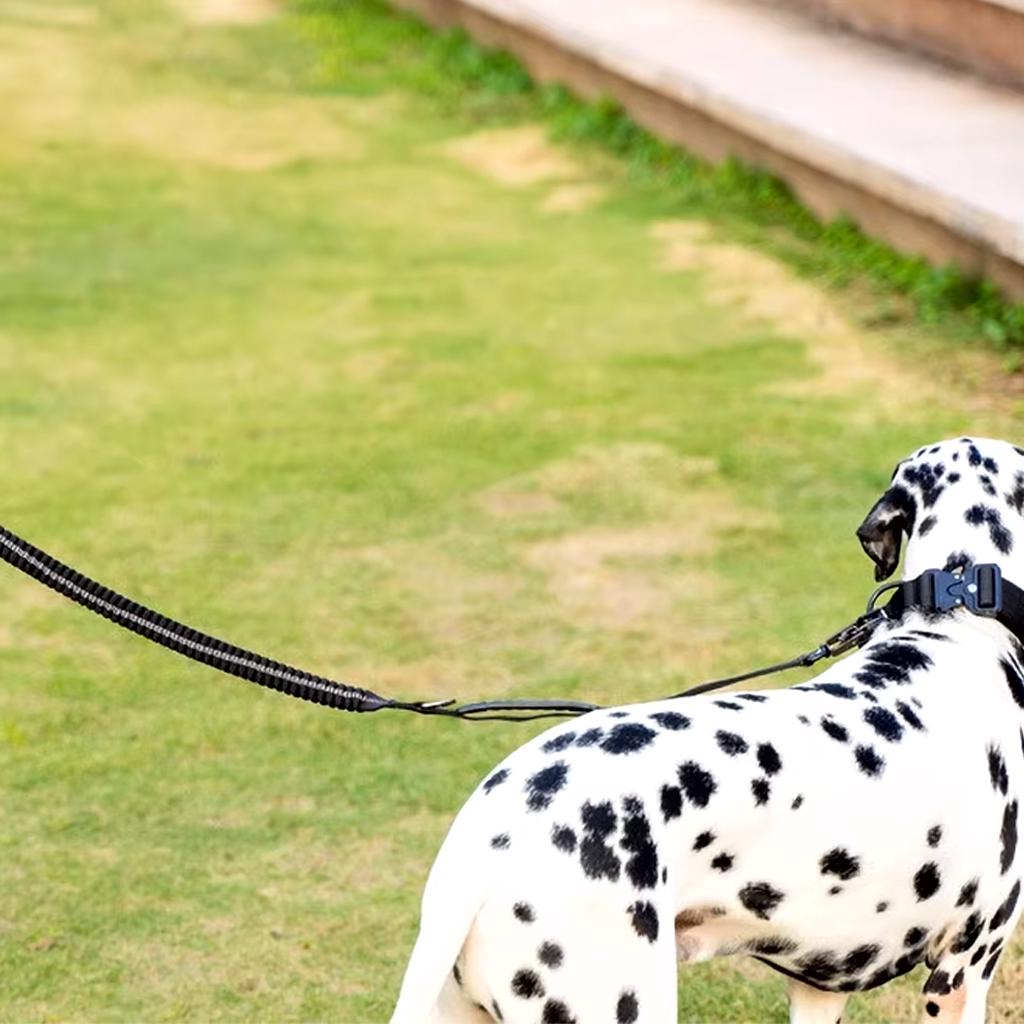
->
[539,182,605,214]
[174,0,279,24]
[651,220,934,409]
[445,125,581,188]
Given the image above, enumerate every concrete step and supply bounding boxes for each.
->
[395,0,1024,300]
[762,0,1024,91]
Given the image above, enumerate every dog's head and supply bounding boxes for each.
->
[857,437,1024,582]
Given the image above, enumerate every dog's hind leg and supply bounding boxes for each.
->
[919,948,1002,1024]
[787,979,849,1024]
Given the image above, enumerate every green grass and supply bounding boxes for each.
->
[0,0,1021,1021]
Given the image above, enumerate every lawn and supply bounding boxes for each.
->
[0,0,1022,1020]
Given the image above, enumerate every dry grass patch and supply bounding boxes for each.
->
[174,0,279,24]
[651,220,934,410]
[0,22,366,168]
[539,182,605,214]
[116,94,366,171]
[444,125,582,188]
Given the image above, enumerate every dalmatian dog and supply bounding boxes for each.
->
[391,437,1024,1024]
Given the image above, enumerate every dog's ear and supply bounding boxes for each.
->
[856,485,916,581]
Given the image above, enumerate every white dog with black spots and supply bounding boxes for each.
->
[392,437,1024,1024]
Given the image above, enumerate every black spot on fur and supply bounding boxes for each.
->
[989,746,1010,795]
[600,723,657,755]
[950,911,983,954]
[855,641,932,689]
[739,882,785,920]
[1002,657,1024,709]
[483,769,508,794]
[526,762,569,812]
[715,730,748,756]
[514,902,535,923]
[828,885,842,896]
[574,728,603,747]
[1005,472,1024,515]
[844,944,880,972]
[918,515,937,537]
[757,743,782,775]
[492,999,504,1021]
[944,551,974,573]
[911,630,950,641]
[620,799,659,890]
[792,795,804,810]
[579,801,621,882]
[541,999,574,1023]
[903,463,945,509]
[649,711,690,730]
[982,953,1002,981]
[927,826,942,848]
[751,778,771,806]
[821,848,860,881]
[491,833,511,850]
[538,942,563,968]
[905,927,928,947]
[693,831,715,851]
[821,717,849,743]
[985,456,1000,474]
[453,963,463,987]
[967,444,983,467]
[678,762,716,807]
[543,732,577,753]
[711,853,734,872]
[855,744,886,777]
[914,862,941,901]
[957,879,979,907]
[925,1001,940,1017]
[616,992,638,1024]
[737,693,768,702]
[714,701,742,710]
[627,900,659,943]
[511,969,544,999]
[964,504,1013,553]
[660,785,682,822]
[581,801,616,837]
[1000,801,1018,874]
[551,824,577,854]
[813,683,857,699]
[796,951,841,983]
[896,701,925,731]
[864,707,903,742]
[876,902,889,913]
[971,944,988,966]
[609,712,628,719]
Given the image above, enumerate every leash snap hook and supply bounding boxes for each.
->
[821,609,886,658]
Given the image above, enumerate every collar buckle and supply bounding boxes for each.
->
[915,564,1003,616]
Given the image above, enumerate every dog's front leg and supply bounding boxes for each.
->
[787,979,849,1024]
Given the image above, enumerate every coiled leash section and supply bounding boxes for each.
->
[0,524,596,721]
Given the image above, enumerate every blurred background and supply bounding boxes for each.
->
[1,0,1022,1020]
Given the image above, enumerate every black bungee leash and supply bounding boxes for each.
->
[2,523,1021,722]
